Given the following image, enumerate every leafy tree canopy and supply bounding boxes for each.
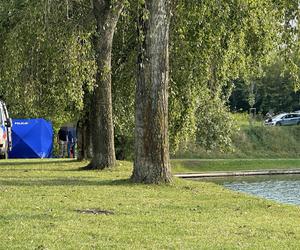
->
[0,0,96,128]
[0,0,299,152]
[169,0,295,151]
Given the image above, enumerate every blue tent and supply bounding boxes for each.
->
[9,119,53,158]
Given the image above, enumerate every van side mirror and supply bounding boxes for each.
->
[5,119,12,127]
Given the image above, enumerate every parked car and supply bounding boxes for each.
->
[265,113,300,126]
[0,101,12,159]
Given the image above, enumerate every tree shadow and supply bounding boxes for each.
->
[0,167,90,172]
[0,159,78,166]
[0,178,132,187]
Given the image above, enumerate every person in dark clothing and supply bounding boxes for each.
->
[57,127,68,158]
[67,127,77,158]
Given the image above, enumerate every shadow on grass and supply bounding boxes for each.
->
[0,165,126,173]
[0,159,78,166]
[0,178,133,187]
[0,167,89,172]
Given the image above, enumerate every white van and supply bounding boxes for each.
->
[0,101,12,159]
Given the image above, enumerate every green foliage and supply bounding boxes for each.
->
[1,0,300,154]
[113,0,300,155]
[229,56,300,113]
[278,0,300,90]
[169,0,287,151]
[195,97,237,152]
[0,0,96,128]
[258,57,300,113]
[112,4,136,138]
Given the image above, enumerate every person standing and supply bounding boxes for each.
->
[57,127,68,158]
[67,127,77,158]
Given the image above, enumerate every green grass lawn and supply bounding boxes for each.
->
[1,159,300,249]
[172,158,300,173]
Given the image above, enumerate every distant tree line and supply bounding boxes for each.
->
[229,57,300,114]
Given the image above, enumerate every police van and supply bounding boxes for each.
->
[0,101,12,159]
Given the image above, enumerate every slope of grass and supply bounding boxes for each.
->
[175,125,300,159]
[1,159,300,249]
[171,158,300,173]
[232,126,300,158]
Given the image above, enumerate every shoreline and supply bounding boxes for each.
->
[175,168,300,178]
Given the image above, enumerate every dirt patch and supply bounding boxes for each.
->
[75,209,114,215]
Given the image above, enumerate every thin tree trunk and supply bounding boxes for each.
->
[77,114,92,160]
[132,0,172,183]
[76,120,84,161]
[85,113,93,159]
[86,0,124,169]
[77,90,93,161]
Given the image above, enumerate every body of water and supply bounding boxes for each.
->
[201,175,300,206]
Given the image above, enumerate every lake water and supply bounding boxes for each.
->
[200,174,300,206]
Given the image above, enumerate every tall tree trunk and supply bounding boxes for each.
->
[86,0,124,169]
[132,0,172,183]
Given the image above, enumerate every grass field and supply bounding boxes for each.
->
[1,159,300,249]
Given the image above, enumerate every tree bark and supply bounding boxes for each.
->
[132,0,172,183]
[86,0,124,169]
[77,115,92,160]
[77,90,93,161]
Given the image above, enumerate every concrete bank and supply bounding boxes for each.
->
[175,169,300,178]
